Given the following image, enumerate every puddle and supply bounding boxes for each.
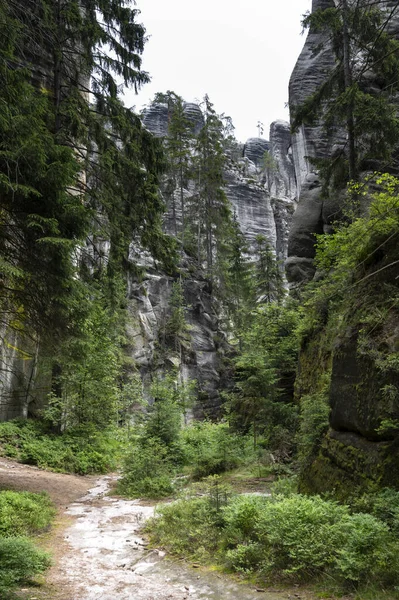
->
[59,476,287,600]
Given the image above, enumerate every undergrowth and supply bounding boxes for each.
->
[146,483,399,595]
[117,421,256,499]
[0,419,123,474]
[0,490,54,598]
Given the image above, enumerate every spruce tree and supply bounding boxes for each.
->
[255,235,285,304]
[0,0,175,421]
[164,94,195,245]
[192,95,231,289]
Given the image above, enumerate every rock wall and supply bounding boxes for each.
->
[287,0,399,288]
[130,102,297,414]
[288,0,399,492]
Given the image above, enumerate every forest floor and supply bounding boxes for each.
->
[0,457,349,600]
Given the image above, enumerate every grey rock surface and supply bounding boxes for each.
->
[287,0,399,288]
[243,137,270,167]
[142,103,170,138]
[287,0,343,287]
[133,101,297,414]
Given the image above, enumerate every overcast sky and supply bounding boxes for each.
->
[124,0,312,142]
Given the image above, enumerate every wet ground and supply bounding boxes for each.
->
[0,458,320,600]
[55,475,290,600]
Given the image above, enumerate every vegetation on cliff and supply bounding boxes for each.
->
[1,0,399,597]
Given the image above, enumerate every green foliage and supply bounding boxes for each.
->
[254,235,284,304]
[117,375,196,498]
[351,488,399,536]
[190,94,232,284]
[117,439,175,499]
[334,513,396,586]
[143,374,188,447]
[0,537,51,596]
[162,280,190,353]
[293,1,399,185]
[0,491,55,538]
[300,173,399,345]
[0,489,54,596]
[297,390,330,467]
[147,491,399,590]
[146,495,222,561]
[0,0,176,419]
[0,419,122,474]
[181,422,251,479]
[48,287,128,430]
[227,300,301,457]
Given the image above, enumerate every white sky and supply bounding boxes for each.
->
[124,0,312,142]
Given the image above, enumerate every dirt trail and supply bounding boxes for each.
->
[0,458,317,600]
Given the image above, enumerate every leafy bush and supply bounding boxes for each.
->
[181,422,250,479]
[297,391,330,466]
[254,495,349,578]
[334,513,398,586]
[222,494,266,545]
[146,491,399,591]
[117,439,175,498]
[146,495,222,561]
[0,536,51,595]
[0,491,55,537]
[0,419,122,474]
[352,488,399,536]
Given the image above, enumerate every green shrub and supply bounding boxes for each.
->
[297,391,330,466]
[0,491,55,537]
[146,496,222,560]
[181,422,250,479]
[270,475,298,497]
[222,494,266,545]
[117,439,175,498]
[0,419,122,474]
[255,495,349,579]
[352,488,399,535]
[334,513,398,586]
[0,536,51,594]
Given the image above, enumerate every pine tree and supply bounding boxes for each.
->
[165,94,195,244]
[224,213,255,342]
[255,235,285,304]
[0,0,176,420]
[192,95,231,289]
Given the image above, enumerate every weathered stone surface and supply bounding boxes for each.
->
[126,268,225,417]
[142,103,170,138]
[288,0,399,288]
[300,428,399,498]
[330,331,399,441]
[223,169,277,254]
[0,326,40,421]
[134,101,297,413]
[183,102,204,134]
[287,0,344,286]
[243,137,270,167]
[269,120,297,201]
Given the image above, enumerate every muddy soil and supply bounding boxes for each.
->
[0,458,325,600]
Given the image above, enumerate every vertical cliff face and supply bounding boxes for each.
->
[287,0,339,288]
[287,0,399,288]
[287,0,399,493]
[128,101,297,415]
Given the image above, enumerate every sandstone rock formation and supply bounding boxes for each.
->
[288,0,399,492]
[130,101,297,414]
